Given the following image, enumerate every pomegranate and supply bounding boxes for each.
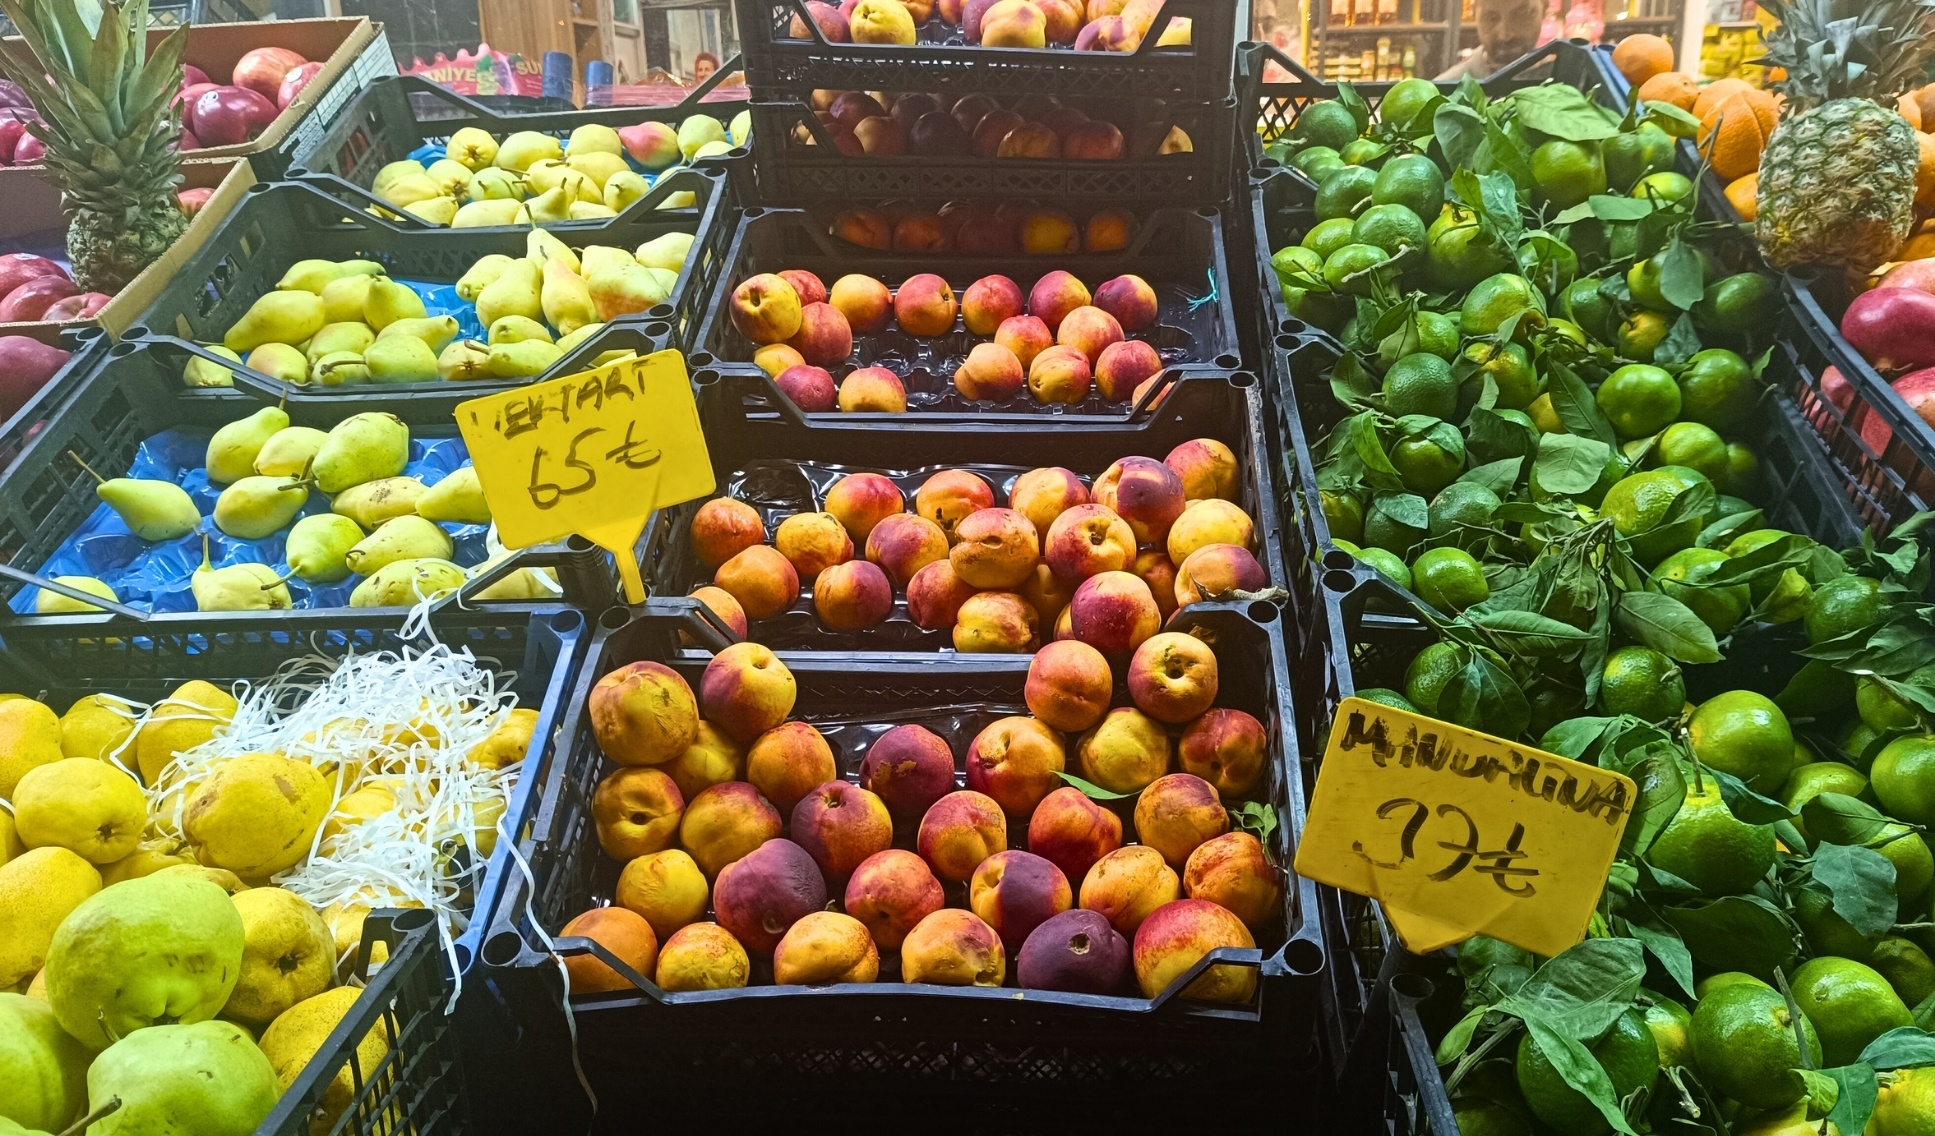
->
[1877,259,1935,297]
[1841,286,1935,373]
[12,133,43,163]
[177,187,215,216]
[187,85,277,147]
[1861,366,1935,453]
[276,62,322,109]
[231,46,307,101]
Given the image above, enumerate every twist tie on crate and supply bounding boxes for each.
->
[1186,268,1218,313]
[503,834,599,1124]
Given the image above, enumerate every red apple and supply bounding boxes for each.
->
[231,46,307,102]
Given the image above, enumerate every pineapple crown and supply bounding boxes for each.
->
[1756,0,1935,110]
[0,0,187,169]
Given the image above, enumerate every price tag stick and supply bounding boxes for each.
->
[454,350,713,605]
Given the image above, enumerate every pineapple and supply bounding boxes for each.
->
[1754,0,1935,275]
[0,0,189,294]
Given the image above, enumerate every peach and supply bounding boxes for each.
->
[775,511,854,578]
[1041,105,1088,138]
[730,273,804,344]
[952,591,1039,653]
[1056,305,1124,366]
[1044,504,1137,582]
[1085,208,1134,252]
[560,907,657,994]
[831,209,892,248]
[965,716,1066,816]
[901,910,1007,988]
[790,0,850,39]
[1018,561,1075,628]
[1135,551,1178,620]
[892,213,947,250]
[714,837,828,953]
[1127,632,1219,723]
[773,364,837,412]
[829,273,893,333]
[1093,274,1159,332]
[1025,640,1112,732]
[997,121,1061,158]
[786,302,854,368]
[906,559,980,629]
[774,910,879,984]
[1064,119,1125,159]
[893,272,957,336]
[953,341,1026,401]
[1054,603,1074,641]
[859,724,957,822]
[615,849,711,939]
[1134,773,1228,868]
[1075,706,1170,793]
[592,766,686,860]
[950,507,1040,589]
[699,641,797,743]
[1132,374,1169,407]
[962,274,1025,335]
[746,721,838,816]
[855,115,906,156]
[970,849,1073,952]
[1179,709,1267,800]
[1165,439,1238,502]
[850,0,918,42]
[903,0,935,19]
[865,512,950,588]
[814,560,895,631]
[982,0,1048,45]
[1067,570,1161,654]
[1093,456,1185,545]
[1018,908,1131,994]
[838,365,908,412]
[679,782,784,878]
[791,780,893,883]
[666,721,748,803]
[1168,499,1256,565]
[844,849,945,949]
[655,922,751,991]
[940,0,966,21]
[915,469,996,542]
[1028,270,1092,332]
[1185,831,1283,930]
[714,544,801,621]
[690,497,765,569]
[590,660,699,766]
[962,0,1000,38]
[971,109,1026,156]
[1176,544,1267,606]
[917,789,1007,881]
[684,586,749,643]
[753,343,806,378]
[1027,786,1123,885]
[1079,844,1180,935]
[1010,467,1089,539]
[1133,899,1257,1002]
[995,314,1054,369]
[1022,209,1080,255]
[1094,340,1163,401]
[778,269,828,307]
[1027,344,1092,404]
[830,91,887,128]
[825,471,905,543]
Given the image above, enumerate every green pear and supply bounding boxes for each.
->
[222,291,325,354]
[731,109,752,146]
[311,414,408,495]
[487,339,564,379]
[190,538,291,611]
[364,335,439,384]
[212,476,307,540]
[376,315,459,352]
[541,258,597,338]
[604,171,649,213]
[452,199,524,228]
[318,275,376,325]
[34,574,115,614]
[309,351,367,386]
[677,114,726,160]
[254,427,328,477]
[487,315,552,345]
[350,557,466,607]
[282,514,363,584]
[475,259,543,329]
[74,455,199,542]
[634,232,694,273]
[205,405,290,485]
[493,131,562,172]
[331,476,427,529]
[86,1020,279,1136]
[527,228,580,273]
[522,186,573,225]
[416,467,491,525]
[243,343,306,385]
[464,167,524,202]
[0,993,89,1130]
[181,346,238,388]
[275,259,381,294]
[447,126,499,170]
[45,872,244,1048]
[438,340,492,381]
[456,254,514,302]
[305,321,375,363]
[362,278,427,331]
[556,322,604,353]
[346,516,453,576]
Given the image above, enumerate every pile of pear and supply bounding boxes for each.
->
[0,681,538,1136]
[372,112,747,228]
[183,231,687,390]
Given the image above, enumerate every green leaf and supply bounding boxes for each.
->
[1707,766,1798,825]
[1229,801,1279,847]
[1704,533,1815,587]
[1518,1014,1640,1134]
[1802,793,1903,848]
[1812,842,1899,938]
[1058,772,1140,801]
[1508,85,1622,142]
[1656,312,1704,367]
[1619,747,1689,855]
[1544,358,1619,445]
[1591,195,1660,222]
[1860,1029,1935,1070]
[1799,1067,1842,1118]
[1659,894,1800,976]
[1823,1063,1880,1136]
[1622,915,1695,998]
[1480,170,1527,246]
[1460,456,1525,495]
[1436,1004,1490,1066]
[1658,237,1707,311]
[1351,414,1405,490]
[1374,491,1430,531]
[1476,120,1534,195]
[1520,231,1579,295]
[1640,100,1703,138]
[1696,507,1764,550]
[1467,608,1596,655]
[1495,938,1647,1039]
[1435,102,1487,174]
[1616,591,1723,664]
[1535,433,1614,495]
[1337,80,1373,135]
[1439,651,1531,739]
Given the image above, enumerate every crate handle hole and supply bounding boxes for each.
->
[1275,334,1302,350]
[645,322,671,338]
[1196,207,1217,218]
[1231,371,1256,388]
[1322,568,1358,593]
[649,303,674,319]
[689,351,714,368]
[1246,600,1279,624]
[110,341,139,357]
[1283,936,1324,976]
[598,606,631,631]
[1217,354,1241,369]
[1322,549,1356,572]
[482,929,527,967]
[549,609,585,634]
[1392,972,1436,1000]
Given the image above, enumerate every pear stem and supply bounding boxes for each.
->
[199,533,213,572]
[68,452,106,485]
[58,1096,120,1136]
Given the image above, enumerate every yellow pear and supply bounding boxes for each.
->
[363,277,428,331]
[569,201,617,220]
[656,190,697,209]
[521,159,569,196]
[182,345,239,387]
[635,232,694,273]
[305,320,375,363]
[604,171,649,212]
[526,227,580,273]
[556,322,604,353]
[402,195,459,225]
[245,342,307,384]
[253,424,328,476]
[416,466,490,524]
[487,339,565,378]
[275,260,381,294]
[566,123,624,157]
[224,888,334,1027]
[97,840,194,886]
[0,847,100,988]
[470,566,561,600]
[451,199,523,228]
[260,987,389,1133]
[469,707,541,770]
[349,558,466,606]
[59,693,139,760]
[345,516,453,575]
[522,186,573,225]
[424,158,474,197]
[133,680,236,786]
[579,245,634,279]
[12,758,146,863]
[541,257,597,338]
[492,130,562,172]
[377,315,460,351]
[310,351,368,386]
[475,258,543,329]
[223,291,325,353]
[152,863,248,894]
[446,127,499,170]
[487,315,552,345]
[437,340,492,381]
[34,575,115,614]
[380,172,443,209]
[565,151,628,189]
[371,159,427,196]
[184,753,330,878]
[465,167,524,202]
[0,700,61,798]
[456,254,515,301]
[331,476,427,529]
[0,807,24,868]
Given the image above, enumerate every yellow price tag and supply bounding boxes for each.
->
[454,350,713,603]
[1293,698,1635,958]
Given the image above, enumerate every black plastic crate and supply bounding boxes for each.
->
[737,0,1237,105]
[745,93,1233,207]
[117,175,729,416]
[642,367,1285,650]
[689,204,1242,417]
[477,599,1326,1126]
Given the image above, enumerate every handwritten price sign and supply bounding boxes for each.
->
[455,350,713,602]
[1294,698,1634,957]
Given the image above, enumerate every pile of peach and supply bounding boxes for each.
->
[685,445,1268,647]
[830,201,1138,256]
[731,266,1169,409]
[785,0,1190,54]
[802,89,1187,163]
[558,632,1282,1001]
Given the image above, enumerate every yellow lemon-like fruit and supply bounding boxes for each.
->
[224,887,335,1027]
[0,700,62,798]
[12,758,147,863]
[469,707,540,770]
[133,680,237,786]
[183,754,330,879]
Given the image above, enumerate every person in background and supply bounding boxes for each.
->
[693,52,719,84]
[1438,0,1546,78]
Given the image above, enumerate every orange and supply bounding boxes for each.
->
[1726,172,1759,221]
[1916,83,1935,132]
[1636,70,1699,111]
[1904,94,1926,132]
[1700,89,1778,181]
[1693,77,1754,120]
[1901,222,1935,260]
[1917,132,1935,211]
[1614,33,1675,88]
